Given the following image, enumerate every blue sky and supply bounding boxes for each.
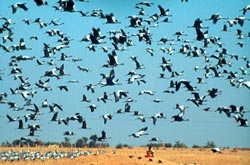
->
[0,0,250,147]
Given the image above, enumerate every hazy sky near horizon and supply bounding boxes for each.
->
[0,0,250,147]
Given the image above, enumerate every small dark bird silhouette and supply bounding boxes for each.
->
[97,130,109,141]
[80,120,91,129]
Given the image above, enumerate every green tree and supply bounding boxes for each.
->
[82,137,88,143]
[192,144,201,148]
[62,137,71,147]
[88,141,96,148]
[173,140,187,148]
[2,141,12,147]
[89,134,98,142]
[204,141,216,148]
[164,143,172,148]
[76,139,84,148]
[75,137,88,148]
[89,134,98,148]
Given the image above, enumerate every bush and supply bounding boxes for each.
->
[192,144,202,148]
[204,141,216,148]
[164,143,172,148]
[173,140,188,148]
[115,143,130,149]
[116,143,124,149]
[146,143,164,148]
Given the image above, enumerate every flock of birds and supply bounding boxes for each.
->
[0,0,250,147]
[0,148,110,162]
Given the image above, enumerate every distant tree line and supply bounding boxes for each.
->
[115,140,218,149]
[1,138,218,149]
[1,134,109,148]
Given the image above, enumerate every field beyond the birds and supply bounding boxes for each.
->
[0,147,250,165]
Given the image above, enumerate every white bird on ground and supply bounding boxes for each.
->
[211,147,222,153]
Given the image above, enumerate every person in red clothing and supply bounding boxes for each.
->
[145,146,154,158]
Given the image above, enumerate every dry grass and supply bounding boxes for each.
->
[0,147,250,165]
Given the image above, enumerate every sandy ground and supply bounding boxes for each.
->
[0,147,250,165]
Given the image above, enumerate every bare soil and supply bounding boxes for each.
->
[0,147,250,165]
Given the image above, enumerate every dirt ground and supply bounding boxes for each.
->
[0,147,250,165]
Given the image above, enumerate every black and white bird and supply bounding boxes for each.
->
[105,13,120,24]
[171,112,189,122]
[104,50,124,68]
[175,104,189,114]
[138,90,155,95]
[211,147,222,153]
[6,114,20,122]
[188,18,208,29]
[129,127,148,138]
[64,131,75,136]
[28,124,40,136]
[99,69,121,86]
[175,79,197,92]
[158,5,171,17]
[97,130,109,141]
[102,113,113,124]
[207,88,222,98]
[160,57,172,72]
[113,90,128,102]
[130,56,145,70]
[10,2,28,14]
[233,115,249,127]
[216,106,231,118]
[97,92,111,103]
[80,120,90,129]
[206,13,228,24]
[137,115,146,123]
[150,112,166,125]
[149,137,163,142]
[82,94,91,103]
[34,0,48,6]
[87,104,98,112]
[17,119,24,129]
[127,15,143,28]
